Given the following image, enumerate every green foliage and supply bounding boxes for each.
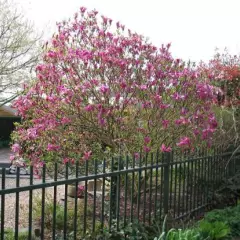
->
[1,228,37,240]
[154,228,203,240]
[204,204,240,238]
[154,215,203,240]
[198,220,230,239]
[100,220,160,240]
[33,194,101,238]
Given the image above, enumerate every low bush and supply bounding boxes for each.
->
[203,204,240,238]
[198,220,230,239]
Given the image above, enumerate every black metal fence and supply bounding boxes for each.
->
[0,148,238,239]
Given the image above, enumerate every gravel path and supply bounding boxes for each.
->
[0,177,65,229]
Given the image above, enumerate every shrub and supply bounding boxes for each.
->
[198,220,230,239]
[204,204,240,238]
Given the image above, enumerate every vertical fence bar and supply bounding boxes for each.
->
[160,154,164,220]
[124,156,129,226]
[169,151,174,211]
[109,157,114,228]
[163,152,170,215]
[196,151,201,216]
[101,159,106,230]
[130,155,135,222]
[154,150,159,219]
[201,147,205,208]
[149,153,153,224]
[177,161,182,217]
[186,151,190,215]
[137,154,142,221]
[182,153,186,217]
[28,166,33,240]
[52,163,58,240]
[207,149,211,205]
[1,168,5,240]
[189,158,194,214]
[143,154,147,224]
[63,162,69,239]
[92,159,97,232]
[173,155,178,218]
[217,147,221,185]
[211,149,215,202]
[41,165,46,240]
[116,156,121,230]
[203,149,207,206]
[83,160,89,235]
[73,161,80,239]
[15,167,20,240]
[193,156,197,215]
[73,161,79,240]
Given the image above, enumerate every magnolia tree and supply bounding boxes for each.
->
[11,7,217,168]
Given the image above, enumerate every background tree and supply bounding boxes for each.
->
[0,0,42,106]
[199,49,240,148]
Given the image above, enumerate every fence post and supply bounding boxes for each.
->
[163,152,171,215]
[228,157,235,177]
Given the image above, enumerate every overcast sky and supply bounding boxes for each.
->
[16,0,240,62]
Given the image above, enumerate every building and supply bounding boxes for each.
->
[0,106,20,148]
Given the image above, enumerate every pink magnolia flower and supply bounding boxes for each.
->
[180,108,188,115]
[143,146,151,152]
[77,185,85,197]
[47,50,57,58]
[172,92,186,101]
[134,153,140,159]
[47,144,61,152]
[144,136,151,144]
[80,7,87,13]
[61,117,71,124]
[162,120,169,128]
[83,151,92,160]
[84,105,94,112]
[161,144,172,152]
[175,117,189,125]
[9,155,15,161]
[12,143,21,153]
[140,85,147,90]
[177,137,191,147]
[100,85,109,94]
[27,128,37,140]
[63,158,69,164]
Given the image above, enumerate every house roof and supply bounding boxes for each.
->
[0,105,17,117]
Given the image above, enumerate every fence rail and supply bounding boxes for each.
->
[0,149,238,239]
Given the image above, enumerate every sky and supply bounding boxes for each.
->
[15,0,240,63]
